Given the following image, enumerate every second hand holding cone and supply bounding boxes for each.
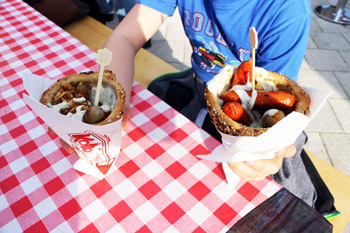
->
[83,48,113,124]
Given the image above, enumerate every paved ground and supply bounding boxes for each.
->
[108,1,350,231]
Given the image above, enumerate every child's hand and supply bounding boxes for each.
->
[227,145,296,180]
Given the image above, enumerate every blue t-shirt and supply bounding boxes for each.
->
[138,0,311,82]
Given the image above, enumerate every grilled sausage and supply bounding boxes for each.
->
[222,102,253,126]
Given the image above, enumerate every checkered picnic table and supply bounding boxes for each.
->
[0,0,282,232]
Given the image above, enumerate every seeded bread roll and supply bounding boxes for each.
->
[40,70,125,125]
[204,65,310,136]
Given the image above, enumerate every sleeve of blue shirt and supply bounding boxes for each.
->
[137,0,177,16]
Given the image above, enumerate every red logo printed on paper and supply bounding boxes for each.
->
[69,131,116,174]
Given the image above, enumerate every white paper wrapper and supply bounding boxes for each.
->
[198,66,331,188]
[22,73,123,179]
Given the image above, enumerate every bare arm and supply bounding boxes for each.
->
[104,4,168,110]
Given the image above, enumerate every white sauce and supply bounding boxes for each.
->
[48,85,116,122]
[48,101,69,112]
[66,105,87,121]
[249,110,262,128]
[73,97,87,102]
[259,109,279,126]
[231,81,252,91]
[101,104,112,112]
[262,109,279,117]
[248,89,257,111]
[90,86,116,108]
[209,65,280,128]
[232,89,251,109]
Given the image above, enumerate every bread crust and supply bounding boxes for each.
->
[205,68,310,136]
[40,70,125,125]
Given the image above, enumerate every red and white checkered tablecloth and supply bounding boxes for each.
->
[0,0,282,232]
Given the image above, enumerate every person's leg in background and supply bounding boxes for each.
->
[114,0,136,21]
[122,0,136,15]
[80,0,113,24]
[96,0,114,21]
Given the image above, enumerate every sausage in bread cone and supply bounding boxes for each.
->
[204,63,310,136]
[40,70,125,125]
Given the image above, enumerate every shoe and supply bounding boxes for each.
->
[103,13,114,22]
[143,39,152,49]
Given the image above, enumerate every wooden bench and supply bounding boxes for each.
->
[63,15,350,233]
[306,150,350,232]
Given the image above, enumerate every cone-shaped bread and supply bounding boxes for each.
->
[205,65,310,136]
[40,70,125,125]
